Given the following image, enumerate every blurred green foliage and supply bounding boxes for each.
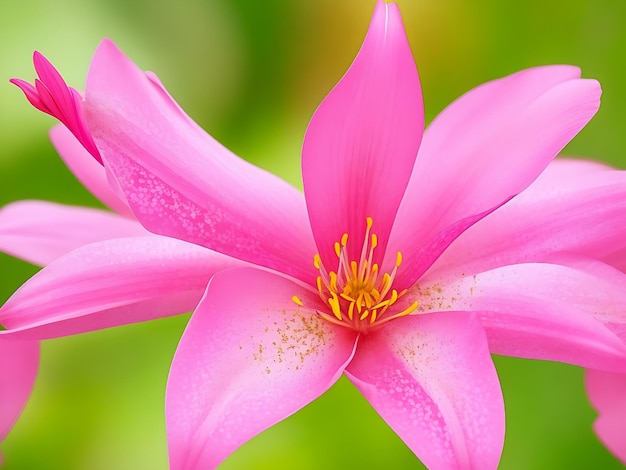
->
[1,0,626,468]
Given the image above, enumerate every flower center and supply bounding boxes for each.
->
[293,217,418,333]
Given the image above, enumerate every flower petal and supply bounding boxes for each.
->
[166,267,357,470]
[415,263,626,371]
[393,200,510,291]
[0,200,147,266]
[0,236,243,340]
[0,338,39,460]
[302,1,423,266]
[345,313,503,470]
[49,124,133,217]
[84,39,316,282]
[585,369,626,464]
[11,52,101,163]
[390,66,601,287]
[431,158,626,277]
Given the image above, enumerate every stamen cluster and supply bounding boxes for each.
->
[294,217,418,333]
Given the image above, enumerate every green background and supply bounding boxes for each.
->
[1,0,625,468]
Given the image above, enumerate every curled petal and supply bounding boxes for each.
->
[346,313,504,470]
[390,66,601,288]
[415,263,626,371]
[166,268,357,469]
[0,200,147,266]
[585,369,626,464]
[0,338,39,462]
[50,125,133,217]
[84,39,316,283]
[432,158,626,277]
[11,52,101,162]
[302,0,423,267]
[0,236,243,340]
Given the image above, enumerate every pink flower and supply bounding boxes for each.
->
[4,1,626,468]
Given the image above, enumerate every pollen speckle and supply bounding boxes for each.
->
[245,304,334,379]
[410,273,482,313]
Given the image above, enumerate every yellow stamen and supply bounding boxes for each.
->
[328,293,342,320]
[348,301,356,321]
[298,217,418,333]
[341,233,349,247]
[314,254,322,269]
[329,271,338,291]
[370,309,378,323]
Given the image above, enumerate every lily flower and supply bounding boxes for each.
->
[4,1,626,468]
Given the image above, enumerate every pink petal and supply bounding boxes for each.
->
[346,313,504,470]
[9,79,45,112]
[83,39,316,283]
[538,253,626,343]
[11,52,101,163]
[302,1,423,266]
[432,158,626,277]
[389,66,601,288]
[415,263,626,371]
[392,200,510,291]
[585,369,626,463]
[0,236,243,340]
[144,71,201,125]
[166,267,357,469]
[49,125,133,217]
[0,339,39,457]
[601,246,626,273]
[0,200,147,266]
